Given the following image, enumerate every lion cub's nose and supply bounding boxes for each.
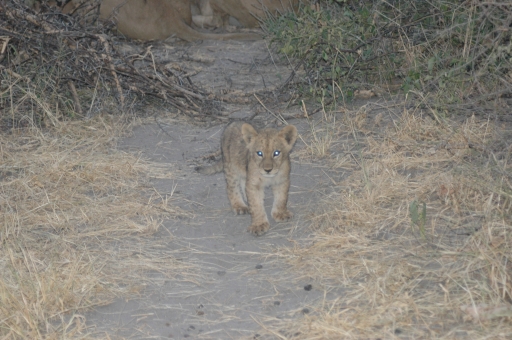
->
[264,168,272,173]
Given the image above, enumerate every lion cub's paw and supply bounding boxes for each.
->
[272,210,293,222]
[248,221,270,236]
[232,204,250,215]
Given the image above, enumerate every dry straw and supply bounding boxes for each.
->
[0,117,194,338]
[265,105,512,339]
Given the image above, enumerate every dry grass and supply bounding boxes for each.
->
[300,103,339,158]
[265,105,512,338]
[0,116,194,338]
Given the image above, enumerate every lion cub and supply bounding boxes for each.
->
[197,122,298,235]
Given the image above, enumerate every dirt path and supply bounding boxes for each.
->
[84,39,346,339]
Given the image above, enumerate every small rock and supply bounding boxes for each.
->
[255,264,263,269]
[304,284,312,291]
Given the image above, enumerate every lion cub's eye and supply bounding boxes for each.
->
[273,150,280,157]
[256,151,263,157]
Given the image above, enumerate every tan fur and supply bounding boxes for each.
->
[191,0,225,28]
[197,122,297,236]
[61,0,76,14]
[99,0,261,42]
[205,0,300,28]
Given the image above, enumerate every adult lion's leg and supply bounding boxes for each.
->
[192,0,227,28]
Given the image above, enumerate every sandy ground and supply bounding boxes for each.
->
[85,122,346,339]
[84,38,348,338]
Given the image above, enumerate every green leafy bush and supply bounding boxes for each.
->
[266,0,512,108]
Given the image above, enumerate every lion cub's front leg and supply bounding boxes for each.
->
[224,165,249,215]
[271,179,293,222]
[246,181,269,236]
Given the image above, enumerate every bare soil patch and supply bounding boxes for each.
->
[84,119,343,338]
[77,36,349,339]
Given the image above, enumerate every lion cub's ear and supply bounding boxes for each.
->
[278,125,298,147]
[241,123,258,145]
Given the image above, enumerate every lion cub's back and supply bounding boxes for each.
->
[221,122,250,171]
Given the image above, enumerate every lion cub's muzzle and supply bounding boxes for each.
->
[260,159,278,177]
[261,170,277,177]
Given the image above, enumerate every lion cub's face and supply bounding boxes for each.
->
[241,124,298,178]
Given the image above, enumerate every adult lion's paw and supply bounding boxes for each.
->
[248,221,270,236]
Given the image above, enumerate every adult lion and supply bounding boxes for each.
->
[212,0,299,28]
[192,0,300,29]
[99,0,261,41]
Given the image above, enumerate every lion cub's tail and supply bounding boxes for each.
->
[195,160,224,175]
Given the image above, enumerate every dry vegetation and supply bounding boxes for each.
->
[262,103,512,338]
[262,1,512,336]
[1,2,203,335]
[1,0,511,338]
[0,0,235,128]
[0,1,227,337]
[0,116,196,337]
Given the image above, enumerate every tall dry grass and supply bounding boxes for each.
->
[265,106,512,339]
[0,117,193,338]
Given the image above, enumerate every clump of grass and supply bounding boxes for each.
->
[0,43,120,130]
[0,117,193,337]
[300,101,339,158]
[266,0,512,110]
[263,105,512,338]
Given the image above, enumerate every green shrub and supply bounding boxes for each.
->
[266,0,512,108]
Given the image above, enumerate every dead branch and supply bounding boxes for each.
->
[67,80,83,115]
[96,33,125,107]
[0,0,249,127]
